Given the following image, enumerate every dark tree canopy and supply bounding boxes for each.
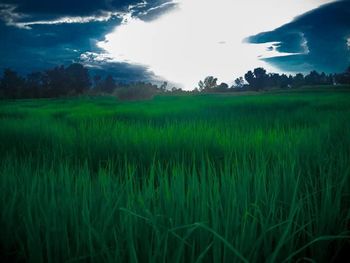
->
[1,63,350,100]
[198,76,218,91]
[233,77,245,88]
[244,71,255,88]
[97,75,117,94]
[65,63,91,94]
[0,69,25,99]
[244,68,268,90]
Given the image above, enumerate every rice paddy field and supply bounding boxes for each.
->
[0,89,350,262]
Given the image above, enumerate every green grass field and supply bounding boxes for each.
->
[1,89,350,262]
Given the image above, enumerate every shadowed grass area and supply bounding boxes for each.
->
[0,91,349,262]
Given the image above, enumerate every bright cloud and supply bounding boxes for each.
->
[0,2,144,29]
[17,12,123,29]
[98,0,334,89]
[0,4,28,29]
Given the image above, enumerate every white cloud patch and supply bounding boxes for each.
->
[0,2,149,29]
[98,0,334,89]
[138,1,178,17]
[0,4,29,29]
[79,51,114,68]
[300,33,310,54]
[18,12,124,29]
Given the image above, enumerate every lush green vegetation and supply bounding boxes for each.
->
[1,89,350,262]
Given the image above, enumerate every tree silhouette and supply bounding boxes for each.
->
[198,76,218,91]
[65,63,91,94]
[305,71,321,85]
[160,81,168,91]
[117,82,159,100]
[233,77,245,88]
[293,73,304,87]
[216,82,229,92]
[43,64,91,97]
[344,66,350,83]
[100,75,117,93]
[244,71,255,89]
[253,67,267,90]
[335,66,350,84]
[1,63,349,100]
[243,68,269,90]
[0,68,25,99]
[25,72,44,98]
[93,75,102,89]
[45,66,68,97]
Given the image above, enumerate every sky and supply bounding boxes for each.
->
[0,0,349,89]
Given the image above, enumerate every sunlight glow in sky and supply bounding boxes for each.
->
[98,0,333,89]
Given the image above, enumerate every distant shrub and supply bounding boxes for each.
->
[116,82,159,101]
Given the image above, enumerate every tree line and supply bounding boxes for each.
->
[1,63,350,100]
[197,67,350,92]
[0,63,163,100]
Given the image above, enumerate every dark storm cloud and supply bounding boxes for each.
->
[248,0,350,73]
[0,18,159,82]
[78,51,160,82]
[88,62,159,83]
[0,0,173,21]
[0,0,174,28]
[0,0,173,82]
[0,17,121,72]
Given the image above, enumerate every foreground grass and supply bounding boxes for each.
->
[0,90,350,262]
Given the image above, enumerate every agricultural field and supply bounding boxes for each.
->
[0,89,350,262]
